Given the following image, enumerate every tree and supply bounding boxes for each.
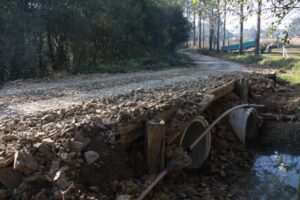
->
[190,0,299,53]
[0,0,190,82]
[198,10,203,48]
[223,0,227,47]
[255,0,262,55]
[208,1,216,51]
[288,17,300,37]
[216,0,221,51]
[239,0,244,54]
[202,0,207,48]
[198,1,203,48]
[271,0,300,20]
[193,2,197,46]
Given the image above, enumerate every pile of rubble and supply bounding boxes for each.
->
[111,96,253,200]
[248,72,299,115]
[2,71,291,199]
[0,75,240,199]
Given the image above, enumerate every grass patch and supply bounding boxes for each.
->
[72,53,190,75]
[196,48,220,56]
[227,54,263,64]
[278,74,300,85]
[225,48,300,70]
[220,48,300,85]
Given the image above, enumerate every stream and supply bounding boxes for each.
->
[249,153,300,200]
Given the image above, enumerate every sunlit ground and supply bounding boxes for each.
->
[269,48,300,85]
[226,47,300,85]
[278,74,300,85]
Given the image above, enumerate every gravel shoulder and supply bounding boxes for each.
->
[0,52,244,118]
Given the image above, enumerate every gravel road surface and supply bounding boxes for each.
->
[0,52,244,118]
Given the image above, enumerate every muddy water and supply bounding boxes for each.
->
[242,118,300,200]
[247,153,300,200]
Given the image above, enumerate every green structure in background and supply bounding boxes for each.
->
[221,41,256,52]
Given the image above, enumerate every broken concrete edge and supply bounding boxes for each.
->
[118,79,238,145]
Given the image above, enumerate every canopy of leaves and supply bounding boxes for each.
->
[0,0,190,82]
[288,17,300,37]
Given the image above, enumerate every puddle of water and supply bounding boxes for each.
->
[249,153,300,200]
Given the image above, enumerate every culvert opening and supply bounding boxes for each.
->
[229,108,259,144]
[245,109,258,139]
[180,117,211,169]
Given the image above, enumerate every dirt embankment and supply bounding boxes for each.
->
[0,70,298,199]
[0,49,299,199]
[0,73,241,199]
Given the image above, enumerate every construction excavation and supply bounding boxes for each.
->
[1,0,300,198]
[0,52,299,199]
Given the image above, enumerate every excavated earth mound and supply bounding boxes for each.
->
[0,72,289,199]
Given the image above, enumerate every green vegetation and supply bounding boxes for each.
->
[226,54,263,64]
[224,48,300,85]
[73,53,190,75]
[0,0,298,84]
[195,48,220,56]
[288,17,300,37]
[0,0,190,84]
[278,74,300,85]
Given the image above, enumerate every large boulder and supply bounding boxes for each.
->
[13,150,38,174]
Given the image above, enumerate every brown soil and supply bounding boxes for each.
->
[140,75,300,200]
[67,93,253,200]
[42,77,300,199]
[79,128,134,193]
[1,68,299,199]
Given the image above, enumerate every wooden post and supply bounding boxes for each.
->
[145,119,166,174]
[235,78,248,103]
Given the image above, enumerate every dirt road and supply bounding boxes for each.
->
[0,52,244,118]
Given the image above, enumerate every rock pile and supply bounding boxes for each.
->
[111,117,253,200]
[0,75,238,199]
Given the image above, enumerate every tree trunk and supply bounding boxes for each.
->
[223,0,227,47]
[186,0,190,47]
[209,6,214,51]
[255,0,262,55]
[209,29,214,51]
[239,1,244,55]
[203,17,205,48]
[55,35,67,71]
[47,27,55,70]
[0,60,4,84]
[38,33,45,77]
[198,11,202,48]
[217,0,221,51]
[193,6,196,47]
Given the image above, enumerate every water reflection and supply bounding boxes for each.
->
[249,153,300,200]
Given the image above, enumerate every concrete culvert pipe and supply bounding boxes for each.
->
[180,116,211,169]
[229,108,259,144]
